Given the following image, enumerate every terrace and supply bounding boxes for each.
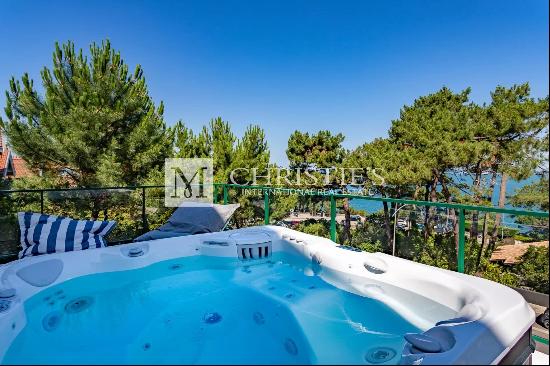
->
[1,0,549,362]
[0,183,548,364]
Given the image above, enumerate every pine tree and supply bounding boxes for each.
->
[231,125,270,184]
[347,137,430,252]
[174,117,272,185]
[286,130,345,172]
[0,40,174,187]
[482,85,548,248]
[173,117,271,222]
[174,117,238,183]
[286,130,349,241]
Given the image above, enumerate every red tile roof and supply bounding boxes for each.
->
[490,241,549,265]
[0,147,11,172]
[1,130,34,178]
[12,156,33,177]
[0,130,7,171]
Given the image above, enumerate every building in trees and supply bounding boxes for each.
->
[0,131,33,179]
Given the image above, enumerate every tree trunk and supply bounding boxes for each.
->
[342,198,351,244]
[489,173,508,254]
[440,178,458,253]
[423,183,431,240]
[453,208,459,267]
[382,201,393,253]
[470,164,482,239]
[425,175,439,239]
[91,196,102,220]
[476,171,497,271]
[476,212,488,272]
[470,211,479,239]
[430,175,439,202]
[410,209,417,234]
[409,185,420,236]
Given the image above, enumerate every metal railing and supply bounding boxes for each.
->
[1,182,549,346]
[1,183,549,275]
[216,183,549,274]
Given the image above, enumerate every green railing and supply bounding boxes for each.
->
[1,182,548,346]
[1,183,548,274]
[214,183,548,274]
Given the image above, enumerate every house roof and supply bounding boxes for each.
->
[490,241,549,265]
[0,148,9,171]
[12,157,33,177]
[0,133,11,173]
[1,130,34,178]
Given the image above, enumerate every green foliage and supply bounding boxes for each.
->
[230,194,264,228]
[296,219,331,239]
[514,246,549,294]
[349,207,367,217]
[412,235,457,271]
[389,87,475,191]
[1,40,547,290]
[174,118,270,185]
[353,240,384,253]
[474,247,548,294]
[348,213,389,251]
[349,84,548,204]
[173,123,211,158]
[286,130,346,172]
[0,40,174,187]
[513,234,538,242]
[479,260,520,288]
[511,175,549,212]
[173,119,272,225]
[270,193,299,221]
[484,85,548,180]
[231,125,270,184]
[510,174,549,240]
[345,84,548,272]
[347,138,427,194]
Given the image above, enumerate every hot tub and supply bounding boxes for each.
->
[0,226,535,364]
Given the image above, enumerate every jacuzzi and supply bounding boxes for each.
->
[0,226,535,364]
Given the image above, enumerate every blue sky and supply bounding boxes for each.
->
[1,0,548,165]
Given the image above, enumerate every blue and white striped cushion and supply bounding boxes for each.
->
[17,212,117,258]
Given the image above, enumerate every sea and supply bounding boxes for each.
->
[349,174,542,230]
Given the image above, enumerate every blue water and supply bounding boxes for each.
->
[351,175,539,213]
[350,176,541,230]
[2,253,438,365]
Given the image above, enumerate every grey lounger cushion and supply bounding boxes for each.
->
[134,202,240,242]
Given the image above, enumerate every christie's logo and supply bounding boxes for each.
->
[165,158,214,206]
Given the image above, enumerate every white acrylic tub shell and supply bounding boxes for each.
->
[0,226,535,365]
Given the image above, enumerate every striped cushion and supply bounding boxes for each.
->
[17,212,116,258]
